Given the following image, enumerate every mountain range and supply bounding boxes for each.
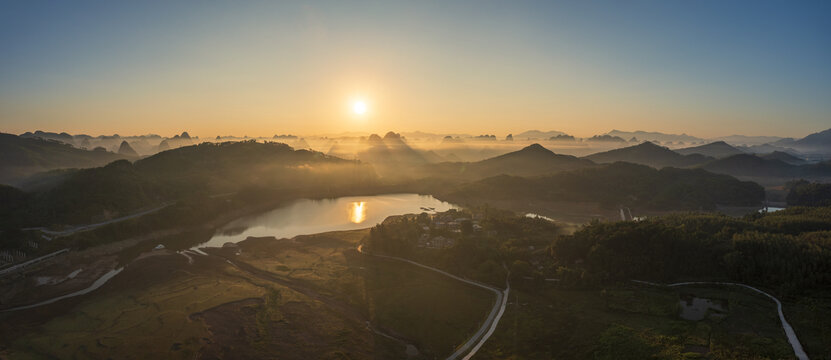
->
[0,133,133,186]
[1,141,377,227]
[584,142,712,168]
[421,143,594,180]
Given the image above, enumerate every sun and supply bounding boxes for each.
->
[352,100,368,115]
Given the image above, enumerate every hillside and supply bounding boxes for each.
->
[0,133,130,186]
[441,162,764,210]
[770,128,831,153]
[2,141,378,226]
[675,141,744,158]
[761,151,807,165]
[786,180,831,206]
[702,154,798,178]
[794,128,831,150]
[422,144,595,180]
[584,141,711,168]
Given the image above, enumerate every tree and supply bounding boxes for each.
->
[461,219,473,237]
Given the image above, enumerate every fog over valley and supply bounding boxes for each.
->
[2,1,830,359]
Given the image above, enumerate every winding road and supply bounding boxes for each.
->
[633,280,809,360]
[358,245,509,360]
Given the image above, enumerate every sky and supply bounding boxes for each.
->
[1,1,829,138]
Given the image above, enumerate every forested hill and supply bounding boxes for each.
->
[1,141,377,227]
[440,162,764,210]
[553,206,831,296]
[702,154,831,179]
[0,133,131,186]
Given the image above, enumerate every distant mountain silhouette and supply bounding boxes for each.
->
[794,128,831,149]
[117,141,139,157]
[764,128,831,154]
[423,143,594,180]
[584,141,711,168]
[0,133,129,186]
[515,130,566,139]
[675,141,744,158]
[157,139,171,152]
[292,138,311,150]
[606,130,703,144]
[380,132,427,163]
[20,130,75,145]
[326,141,351,159]
[701,154,797,178]
[698,152,831,180]
[549,134,576,142]
[471,144,594,175]
[164,132,194,150]
[738,143,801,155]
[711,134,785,146]
[587,135,626,142]
[354,132,434,178]
[760,151,807,165]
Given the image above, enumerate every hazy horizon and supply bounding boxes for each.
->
[2,1,830,138]
[6,126,828,141]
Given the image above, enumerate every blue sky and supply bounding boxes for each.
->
[1,1,829,137]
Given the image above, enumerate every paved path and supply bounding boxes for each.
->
[358,245,509,360]
[1,267,124,312]
[0,248,69,277]
[633,280,808,360]
[24,203,172,239]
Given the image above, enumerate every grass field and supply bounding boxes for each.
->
[234,229,495,358]
[5,226,824,359]
[4,255,269,359]
[475,282,823,359]
[0,229,496,359]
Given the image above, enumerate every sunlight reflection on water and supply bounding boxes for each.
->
[350,201,366,223]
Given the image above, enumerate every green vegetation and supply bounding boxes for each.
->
[0,140,378,228]
[441,162,764,211]
[362,257,493,356]
[365,206,831,358]
[787,180,831,206]
[219,229,495,358]
[553,207,831,296]
[0,133,129,186]
[365,207,560,286]
[478,285,800,359]
[3,257,269,359]
[702,154,831,179]
[1,228,496,359]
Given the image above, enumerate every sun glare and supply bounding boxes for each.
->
[352,100,368,115]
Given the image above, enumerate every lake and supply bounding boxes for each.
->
[198,193,457,248]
